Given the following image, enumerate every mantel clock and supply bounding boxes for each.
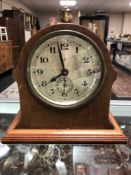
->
[2,23,126,143]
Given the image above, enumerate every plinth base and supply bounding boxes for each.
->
[2,112,127,143]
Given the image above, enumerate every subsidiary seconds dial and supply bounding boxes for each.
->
[26,30,105,109]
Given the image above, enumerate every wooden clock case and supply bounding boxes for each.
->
[2,24,126,143]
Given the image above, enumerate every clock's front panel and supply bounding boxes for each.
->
[26,31,105,109]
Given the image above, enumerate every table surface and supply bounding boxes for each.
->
[107,38,131,44]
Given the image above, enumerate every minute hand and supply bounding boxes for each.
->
[57,42,65,70]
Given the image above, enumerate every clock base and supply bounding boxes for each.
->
[2,112,127,143]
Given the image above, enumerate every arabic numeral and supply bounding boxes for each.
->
[50,89,55,94]
[41,81,47,86]
[82,81,88,86]
[60,42,69,50]
[50,47,56,53]
[87,69,100,75]
[37,69,43,75]
[76,47,79,53]
[40,57,48,63]
[74,89,79,96]
[83,56,90,63]
[62,93,67,97]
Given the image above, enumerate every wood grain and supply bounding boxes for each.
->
[2,112,127,143]
[13,24,116,129]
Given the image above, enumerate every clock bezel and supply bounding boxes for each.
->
[25,30,106,109]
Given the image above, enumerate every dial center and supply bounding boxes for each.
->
[61,69,68,76]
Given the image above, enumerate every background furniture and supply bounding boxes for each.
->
[80,15,109,43]
[0,10,25,67]
[0,26,8,40]
[3,10,25,47]
[107,39,131,73]
[0,41,13,74]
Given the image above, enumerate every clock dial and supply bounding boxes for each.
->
[26,31,105,108]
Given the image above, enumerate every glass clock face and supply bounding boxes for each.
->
[26,30,105,109]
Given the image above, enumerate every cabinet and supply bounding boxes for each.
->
[0,12,25,67]
[80,15,109,43]
[0,17,19,46]
[0,41,13,74]
[3,10,25,47]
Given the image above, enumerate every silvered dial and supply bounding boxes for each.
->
[26,31,105,108]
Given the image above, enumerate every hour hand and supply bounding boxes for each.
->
[48,73,62,84]
[47,69,69,84]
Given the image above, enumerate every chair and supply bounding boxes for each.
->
[0,27,8,40]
